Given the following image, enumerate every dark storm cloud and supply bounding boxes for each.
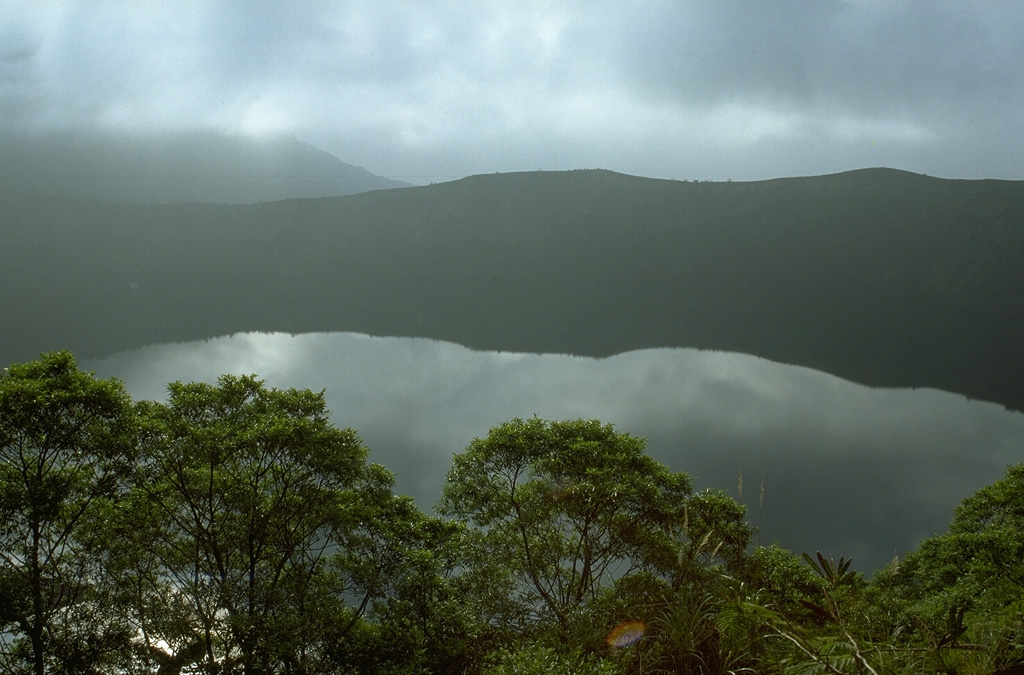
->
[83,333,1024,573]
[2,1,1022,179]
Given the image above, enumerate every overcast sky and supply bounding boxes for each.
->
[3,1,1023,182]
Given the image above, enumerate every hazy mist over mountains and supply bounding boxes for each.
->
[0,130,409,204]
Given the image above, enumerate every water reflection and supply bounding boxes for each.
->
[83,331,1024,573]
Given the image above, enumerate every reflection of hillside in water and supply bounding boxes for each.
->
[6,168,1024,413]
[83,331,1024,574]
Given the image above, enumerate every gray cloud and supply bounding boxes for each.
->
[83,332,1024,573]
[3,1,1022,180]
[615,2,1014,111]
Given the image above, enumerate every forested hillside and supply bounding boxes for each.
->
[2,168,1023,410]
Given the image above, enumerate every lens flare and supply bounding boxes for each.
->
[606,620,645,648]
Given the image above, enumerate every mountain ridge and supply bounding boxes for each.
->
[0,130,409,203]
[2,167,1022,412]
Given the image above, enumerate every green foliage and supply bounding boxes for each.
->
[439,417,694,637]
[485,644,622,675]
[641,588,762,674]
[878,464,1024,673]
[351,503,493,673]
[742,545,822,617]
[122,375,372,672]
[97,374,459,674]
[4,352,1024,674]
[948,463,1024,594]
[0,351,135,675]
[799,552,860,624]
[672,488,754,585]
[891,466,1024,614]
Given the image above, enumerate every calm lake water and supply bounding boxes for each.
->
[83,331,1024,574]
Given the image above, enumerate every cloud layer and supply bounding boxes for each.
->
[3,2,1023,180]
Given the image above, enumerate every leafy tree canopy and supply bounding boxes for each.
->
[0,351,135,675]
[3,352,1022,674]
[439,417,751,641]
[892,464,1024,624]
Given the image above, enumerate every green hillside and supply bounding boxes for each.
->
[2,168,1022,410]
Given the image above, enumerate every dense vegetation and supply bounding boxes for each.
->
[2,352,1021,674]
[2,168,1023,412]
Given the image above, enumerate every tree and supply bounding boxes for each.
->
[884,464,1024,671]
[343,505,491,674]
[439,417,697,639]
[674,487,755,584]
[945,463,1024,596]
[105,374,434,675]
[0,352,135,675]
[894,464,1024,615]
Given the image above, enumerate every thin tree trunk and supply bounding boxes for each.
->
[30,518,46,675]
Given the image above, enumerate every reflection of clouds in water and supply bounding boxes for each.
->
[83,332,1024,573]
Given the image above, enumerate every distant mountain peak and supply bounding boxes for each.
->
[0,129,410,204]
